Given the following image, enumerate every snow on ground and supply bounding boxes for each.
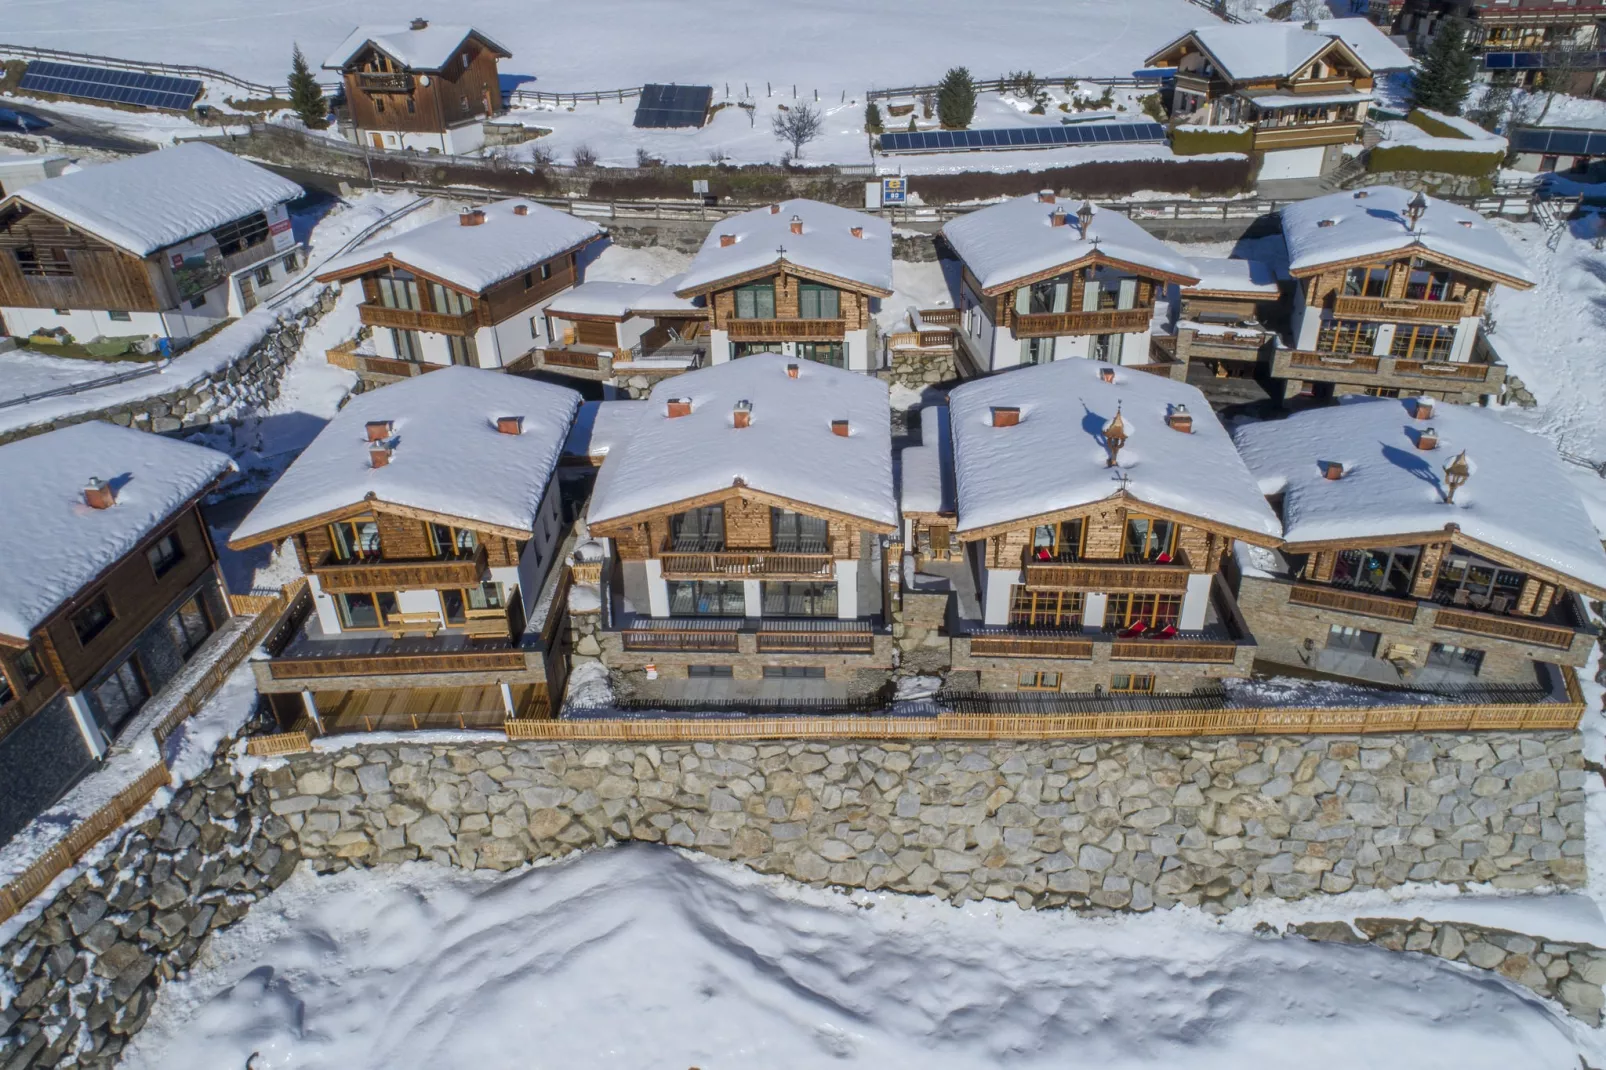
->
[3,0,1219,95]
[121,844,1595,1070]
[0,94,232,146]
[575,240,691,286]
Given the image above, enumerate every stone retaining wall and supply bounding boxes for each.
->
[260,732,1585,912]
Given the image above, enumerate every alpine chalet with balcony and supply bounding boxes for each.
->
[1274,187,1534,404]
[227,368,581,733]
[535,274,708,392]
[0,144,304,349]
[1383,0,1606,92]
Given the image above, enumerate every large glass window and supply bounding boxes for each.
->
[771,508,829,553]
[733,282,776,319]
[442,582,505,624]
[71,593,115,646]
[1022,336,1055,364]
[92,657,148,734]
[1326,625,1380,656]
[335,591,400,630]
[1092,333,1122,363]
[446,333,478,367]
[428,524,479,560]
[668,580,746,616]
[797,283,840,320]
[795,341,844,367]
[1427,643,1484,675]
[1031,519,1084,561]
[1390,324,1454,361]
[1332,546,1419,597]
[1342,265,1391,297]
[167,595,213,658]
[1316,320,1381,355]
[329,519,382,562]
[391,329,423,362]
[668,505,724,551]
[1105,593,1182,628]
[1404,258,1454,302]
[376,273,420,310]
[762,581,838,617]
[429,282,474,316]
[1123,516,1178,562]
[1009,588,1083,629]
[1433,552,1527,613]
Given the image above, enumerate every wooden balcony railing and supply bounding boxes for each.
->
[621,627,740,653]
[355,71,413,93]
[967,634,1094,659]
[1334,295,1466,324]
[1024,554,1192,593]
[315,545,488,593]
[659,549,835,580]
[1110,639,1240,663]
[1285,350,1382,374]
[1432,607,1576,650]
[919,307,961,326]
[1288,583,1418,623]
[1277,350,1499,387]
[540,347,609,371]
[359,303,479,336]
[1290,76,1362,93]
[1392,359,1494,382]
[268,646,528,679]
[756,629,875,654]
[1252,123,1362,150]
[1013,308,1152,337]
[727,318,846,341]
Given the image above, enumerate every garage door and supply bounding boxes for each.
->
[1259,146,1326,180]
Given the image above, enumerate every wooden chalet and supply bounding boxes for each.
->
[584,354,898,704]
[0,143,303,348]
[674,199,892,373]
[936,360,1281,695]
[532,274,709,394]
[1385,0,1606,92]
[1172,256,1284,379]
[323,20,511,155]
[0,423,233,845]
[227,369,582,734]
[315,198,602,387]
[1145,19,1409,179]
[1233,397,1606,693]
[1274,187,1533,405]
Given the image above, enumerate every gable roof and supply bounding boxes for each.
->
[229,368,580,548]
[587,353,896,530]
[1184,256,1280,296]
[0,423,233,643]
[942,194,1199,294]
[544,281,653,321]
[1146,18,1406,82]
[1280,186,1534,286]
[322,24,510,71]
[1233,397,1606,597]
[675,199,893,296]
[3,143,303,258]
[947,359,1280,541]
[315,199,602,294]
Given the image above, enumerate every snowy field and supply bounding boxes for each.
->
[2,0,1219,94]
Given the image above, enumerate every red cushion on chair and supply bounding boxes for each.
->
[1156,552,1173,564]
[1118,619,1148,639]
[1151,624,1178,640]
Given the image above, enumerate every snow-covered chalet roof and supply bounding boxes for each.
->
[544,282,652,320]
[629,273,703,316]
[1147,19,1407,82]
[1183,256,1280,295]
[900,404,954,518]
[675,199,893,296]
[942,194,1199,294]
[563,400,646,462]
[588,353,896,529]
[322,24,510,71]
[948,359,1280,541]
[230,367,580,547]
[1280,187,1534,286]
[4,144,303,258]
[316,199,602,294]
[1233,397,1606,595]
[0,423,234,642]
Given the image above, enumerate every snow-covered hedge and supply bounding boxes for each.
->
[1368,108,1506,179]
[1170,124,1254,156]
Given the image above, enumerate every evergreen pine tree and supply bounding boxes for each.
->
[864,100,883,134]
[288,45,328,129]
[907,115,918,132]
[1412,19,1477,116]
[937,66,976,129]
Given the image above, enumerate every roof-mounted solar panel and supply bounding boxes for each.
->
[633,84,713,128]
[876,122,1166,154]
[18,60,201,111]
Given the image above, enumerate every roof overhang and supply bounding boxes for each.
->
[979,251,1200,297]
[327,28,511,72]
[588,482,896,537]
[229,496,532,550]
[315,234,598,294]
[673,259,894,300]
[1286,242,1533,290]
[956,489,1281,548]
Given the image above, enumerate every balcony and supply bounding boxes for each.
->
[1290,76,1363,93]
[1275,349,1504,391]
[621,621,741,653]
[1252,122,1361,150]
[1013,308,1152,337]
[1333,295,1466,325]
[726,318,846,341]
[658,544,835,581]
[1432,606,1578,651]
[355,71,414,93]
[966,631,1095,659]
[359,303,479,336]
[268,643,528,680]
[1023,551,1192,593]
[1289,582,1418,623]
[1109,638,1239,663]
[315,545,488,593]
[756,620,874,654]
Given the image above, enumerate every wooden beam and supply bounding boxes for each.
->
[979,253,1199,297]
[673,260,894,300]
[228,497,530,551]
[588,483,896,538]
[956,489,1281,548]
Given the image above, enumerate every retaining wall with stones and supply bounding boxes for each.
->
[260,732,1586,912]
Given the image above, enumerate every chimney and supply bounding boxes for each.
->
[410,17,429,30]
[1324,461,1344,481]
[733,399,753,428]
[666,397,692,419]
[850,226,863,239]
[1412,396,1434,421]
[1317,218,1337,228]
[991,406,1021,428]
[786,362,800,378]
[460,209,486,227]
[831,419,850,437]
[1037,189,1056,204]
[1049,208,1068,228]
[719,233,736,247]
[370,445,393,469]
[790,215,804,236]
[769,203,781,215]
[82,477,115,510]
[1165,404,1193,433]
[512,204,530,216]
[1417,426,1439,451]
[1099,366,1115,384]
[365,420,393,442]
[496,415,524,435]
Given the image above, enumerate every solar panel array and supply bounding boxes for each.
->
[18,61,202,111]
[634,84,714,128]
[1508,126,1606,157]
[878,122,1167,154]
[1483,50,1606,71]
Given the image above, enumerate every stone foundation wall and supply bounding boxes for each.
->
[261,732,1585,911]
[885,347,960,390]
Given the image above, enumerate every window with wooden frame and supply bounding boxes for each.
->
[442,582,506,624]
[1109,673,1155,693]
[668,580,745,617]
[1432,552,1527,613]
[1315,319,1380,355]
[1017,671,1061,691]
[71,593,115,646]
[1331,546,1419,597]
[210,212,271,256]
[1342,264,1391,297]
[11,647,44,691]
[541,262,553,281]
[761,581,838,618]
[92,656,147,733]
[329,518,382,563]
[1031,518,1085,562]
[375,271,420,311]
[1404,258,1454,302]
[14,246,72,277]
[334,591,401,630]
[733,281,776,319]
[146,531,185,578]
[167,595,213,658]
[795,341,845,368]
[1362,386,1402,398]
[1122,515,1178,562]
[445,333,478,367]
[797,282,840,320]
[1105,593,1182,628]
[0,667,12,708]
[428,524,479,560]
[255,264,275,287]
[668,505,724,551]
[1009,587,1083,629]
[1327,624,1380,655]
[1389,323,1454,361]
[771,509,829,554]
[429,282,474,316]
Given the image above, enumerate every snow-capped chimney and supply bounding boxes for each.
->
[365,420,393,442]
[991,405,1020,428]
[1050,208,1068,228]
[460,209,486,227]
[1165,404,1193,433]
[790,215,803,236]
[1417,426,1439,451]
[411,17,429,30]
[1412,396,1435,421]
[719,233,736,247]
[370,445,393,469]
[1099,366,1115,384]
[666,398,692,419]
[82,477,115,510]
[1324,461,1344,481]
[850,226,863,239]
[733,400,753,428]
[496,415,524,435]
[831,419,850,437]
[786,363,800,378]
[1037,190,1055,204]
[512,204,530,216]
[769,203,781,215]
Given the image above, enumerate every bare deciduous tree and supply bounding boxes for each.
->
[772,103,824,159]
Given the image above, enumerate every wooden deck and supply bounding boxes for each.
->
[313,684,549,734]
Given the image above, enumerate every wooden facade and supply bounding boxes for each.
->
[683,261,886,353]
[0,202,162,313]
[337,32,507,142]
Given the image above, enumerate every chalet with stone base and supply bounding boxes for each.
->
[534,274,708,395]
[1232,396,1605,694]
[228,368,581,734]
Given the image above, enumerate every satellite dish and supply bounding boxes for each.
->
[419,75,431,87]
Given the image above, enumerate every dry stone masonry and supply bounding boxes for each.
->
[261,732,1586,912]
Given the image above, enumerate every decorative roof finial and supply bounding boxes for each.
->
[1404,190,1428,233]
[1442,448,1470,503]
[1104,402,1128,468]
[1077,199,1095,237]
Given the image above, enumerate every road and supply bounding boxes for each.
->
[1,102,158,155]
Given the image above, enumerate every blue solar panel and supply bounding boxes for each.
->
[633,84,713,128]
[1508,126,1606,156]
[877,122,1167,154]
[18,60,201,111]
[1484,50,1606,71]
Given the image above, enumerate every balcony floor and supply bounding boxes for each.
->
[280,614,534,662]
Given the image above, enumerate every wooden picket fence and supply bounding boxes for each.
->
[245,730,313,757]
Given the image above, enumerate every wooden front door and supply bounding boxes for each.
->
[370,132,384,149]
